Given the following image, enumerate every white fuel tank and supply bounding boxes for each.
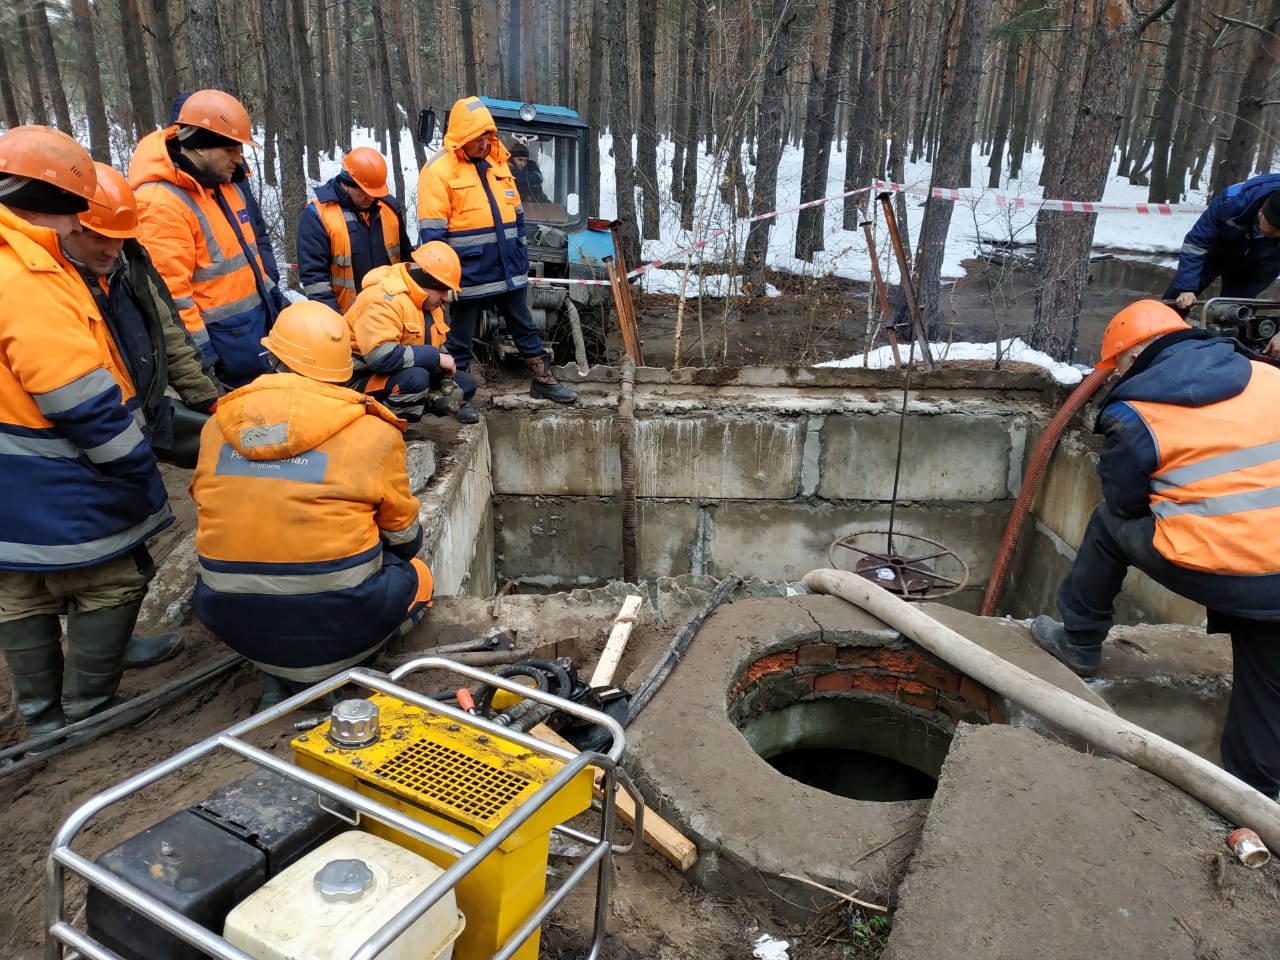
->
[223,830,465,960]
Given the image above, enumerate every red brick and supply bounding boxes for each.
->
[814,670,855,692]
[897,679,928,696]
[837,646,875,665]
[875,649,924,675]
[899,686,939,710]
[797,643,837,666]
[915,660,961,694]
[852,671,897,694]
[958,676,991,713]
[735,651,799,691]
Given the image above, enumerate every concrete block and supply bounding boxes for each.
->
[493,497,698,588]
[819,411,1017,502]
[404,440,436,494]
[1031,430,1102,548]
[704,500,1008,585]
[421,421,493,596]
[489,410,619,496]
[634,416,805,499]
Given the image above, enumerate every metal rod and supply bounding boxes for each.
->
[876,192,935,370]
[860,220,903,368]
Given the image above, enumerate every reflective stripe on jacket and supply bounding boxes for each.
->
[190,373,422,666]
[416,97,527,299]
[344,264,447,375]
[298,178,407,313]
[0,205,171,572]
[128,128,276,386]
[1128,361,1280,574]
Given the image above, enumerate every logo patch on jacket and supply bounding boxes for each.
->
[238,209,251,223]
[504,190,515,198]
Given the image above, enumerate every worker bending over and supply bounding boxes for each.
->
[344,240,477,424]
[1033,300,1280,800]
[189,302,433,707]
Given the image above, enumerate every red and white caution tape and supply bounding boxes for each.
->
[873,179,1206,216]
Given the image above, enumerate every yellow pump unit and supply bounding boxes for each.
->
[293,691,593,960]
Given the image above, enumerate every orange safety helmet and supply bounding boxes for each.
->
[411,240,462,292]
[341,147,390,197]
[1097,299,1190,371]
[0,125,96,201]
[260,301,353,383]
[176,89,261,148]
[79,163,138,238]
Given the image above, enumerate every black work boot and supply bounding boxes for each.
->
[121,632,181,670]
[0,615,66,735]
[523,355,577,404]
[455,400,480,424]
[1031,616,1102,677]
[64,601,141,722]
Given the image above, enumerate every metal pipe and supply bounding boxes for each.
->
[618,355,638,581]
[876,192,935,369]
[860,220,903,368]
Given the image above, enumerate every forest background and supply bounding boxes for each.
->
[3,0,1277,361]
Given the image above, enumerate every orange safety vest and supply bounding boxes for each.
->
[1131,361,1280,574]
[309,199,403,312]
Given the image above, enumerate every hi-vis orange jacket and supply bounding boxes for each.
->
[343,264,449,376]
[298,177,409,313]
[129,128,278,386]
[0,205,171,571]
[416,97,527,299]
[1097,334,1280,576]
[189,373,429,675]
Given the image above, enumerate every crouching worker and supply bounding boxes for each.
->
[345,240,480,425]
[1032,300,1280,800]
[189,301,433,707]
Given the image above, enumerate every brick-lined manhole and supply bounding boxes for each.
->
[727,641,1003,802]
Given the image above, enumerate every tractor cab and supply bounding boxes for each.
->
[417,99,614,365]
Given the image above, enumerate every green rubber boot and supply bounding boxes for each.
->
[63,601,141,723]
[121,632,182,670]
[0,615,66,735]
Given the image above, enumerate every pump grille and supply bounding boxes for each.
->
[372,738,534,822]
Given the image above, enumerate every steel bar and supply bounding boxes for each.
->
[875,192,935,369]
[861,220,903,367]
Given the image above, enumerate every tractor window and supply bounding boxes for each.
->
[498,130,583,226]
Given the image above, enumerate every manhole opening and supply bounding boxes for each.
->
[727,642,1002,803]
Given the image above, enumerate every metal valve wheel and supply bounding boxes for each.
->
[828,529,970,601]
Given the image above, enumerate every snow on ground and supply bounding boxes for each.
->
[816,337,1087,385]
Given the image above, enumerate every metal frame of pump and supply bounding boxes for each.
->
[43,657,643,960]
[417,100,615,366]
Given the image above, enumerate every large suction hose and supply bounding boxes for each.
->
[980,366,1112,616]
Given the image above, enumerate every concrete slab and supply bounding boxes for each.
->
[883,724,1279,960]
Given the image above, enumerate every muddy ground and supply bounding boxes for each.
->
[0,257,1251,959]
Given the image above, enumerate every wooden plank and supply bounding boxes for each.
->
[589,594,643,688]
[531,723,697,872]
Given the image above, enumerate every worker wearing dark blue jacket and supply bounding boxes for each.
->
[1033,300,1280,800]
[1165,174,1280,315]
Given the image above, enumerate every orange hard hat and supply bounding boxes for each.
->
[411,240,462,292]
[342,147,389,197]
[1097,299,1190,370]
[176,89,261,148]
[80,163,138,238]
[260,301,353,383]
[0,125,96,201]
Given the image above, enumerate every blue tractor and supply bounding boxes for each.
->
[417,98,615,366]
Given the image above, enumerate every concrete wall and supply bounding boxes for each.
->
[486,379,1042,602]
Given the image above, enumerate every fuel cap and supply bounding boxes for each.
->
[327,698,380,748]
[314,858,375,902]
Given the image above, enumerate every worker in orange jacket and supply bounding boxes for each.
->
[189,301,433,706]
[298,147,413,313]
[128,89,283,387]
[1033,300,1280,799]
[0,127,172,736]
[344,240,477,424]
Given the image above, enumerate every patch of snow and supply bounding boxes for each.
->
[816,336,1087,385]
[752,933,791,960]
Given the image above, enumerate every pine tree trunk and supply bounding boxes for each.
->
[388,2,426,171]
[909,0,939,163]
[262,0,305,262]
[843,0,882,228]
[287,0,321,180]
[338,0,353,153]
[0,41,19,128]
[585,0,606,214]
[636,0,660,239]
[1148,0,1192,201]
[69,0,111,162]
[1179,19,1219,191]
[1031,0,1144,361]
[459,0,478,94]
[743,1,795,296]
[371,0,406,205]
[146,0,180,107]
[315,0,334,153]
[915,0,994,338]
[679,0,707,230]
[607,0,641,270]
[249,0,279,185]
[559,0,571,106]
[1007,33,1036,177]
[1211,1,1280,194]
[187,0,229,89]
[507,0,522,96]
[1040,0,1092,190]
[118,0,155,133]
[987,32,1021,189]
[30,0,70,131]
[795,0,850,259]
[669,0,690,201]
[521,0,535,99]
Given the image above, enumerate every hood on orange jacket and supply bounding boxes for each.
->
[127,127,202,192]
[212,373,403,461]
[443,97,510,166]
[361,263,429,310]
